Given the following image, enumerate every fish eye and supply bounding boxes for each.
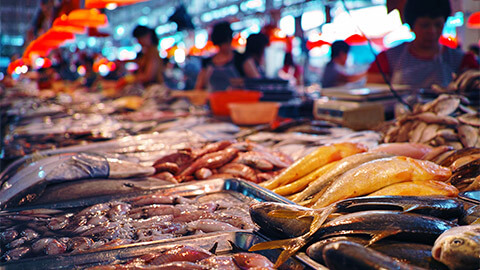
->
[451,238,464,246]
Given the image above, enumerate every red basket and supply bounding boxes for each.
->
[209,90,262,116]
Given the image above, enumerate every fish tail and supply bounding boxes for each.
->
[251,204,336,267]
[248,237,309,268]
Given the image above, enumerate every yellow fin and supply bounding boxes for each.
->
[268,209,315,220]
[367,230,403,246]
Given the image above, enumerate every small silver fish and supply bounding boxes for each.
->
[432,224,480,270]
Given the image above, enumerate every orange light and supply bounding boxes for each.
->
[345,34,368,45]
[53,15,86,34]
[439,35,458,49]
[107,61,116,71]
[7,59,25,74]
[306,39,331,50]
[93,58,109,72]
[85,0,149,9]
[467,12,480,29]
[67,9,108,28]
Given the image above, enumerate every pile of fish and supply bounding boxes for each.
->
[384,94,480,149]
[0,152,156,209]
[261,142,457,207]
[248,196,480,270]
[0,193,256,262]
[152,140,293,184]
[245,125,381,161]
[86,244,275,269]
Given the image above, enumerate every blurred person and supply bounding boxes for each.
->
[278,52,303,86]
[118,25,164,88]
[240,33,270,78]
[194,21,243,91]
[321,40,366,88]
[368,0,479,89]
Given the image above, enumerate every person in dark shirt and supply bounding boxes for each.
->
[240,33,270,78]
[194,21,243,91]
[322,40,365,88]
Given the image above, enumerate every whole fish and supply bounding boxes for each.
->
[177,148,239,180]
[312,156,452,208]
[0,153,155,209]
[250,197,464,239]
[322,241,426,270]
[250,210,454,268]
[333,196,465,220]
[292,152,392,203]
[261,142,368,190]
[432,224,480,270]
[367,180,459,198]
[307,235,446,269]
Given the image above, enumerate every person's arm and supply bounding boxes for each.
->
[367,51,391,84]
[243,58,262,78]
[194,68,208,90]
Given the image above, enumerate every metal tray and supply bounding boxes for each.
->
[1,232,311,270]
[0,179,295,266]
[5,178,294,212]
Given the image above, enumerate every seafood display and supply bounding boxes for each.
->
[86,244,275,269]
[246,127,381,161]
[0,191,257,262]
[384,94,480,149]
[261,142,457,206]
[248,196,468,269]
[152,140,293,183]
[0,152,155,209]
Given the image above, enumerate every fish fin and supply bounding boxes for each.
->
[367,230,403,246]
[228,240,245,253]
[251,204,337,268]
[268,209,315,220]
[209,242,219,254]
[402,204,428,213]
[249,238,308,268]
[471,218,480,225]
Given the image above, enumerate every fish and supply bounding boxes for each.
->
[218,163,257,182]
[432,224,480,270]
[321,241,426,270]
[308,237,446,269]
[0,152,155,209]
[149,245,213,265]
[333,196,465,220]
[460,204,480,225]
[261,142,368,190]
[450,153,480,171]
[370,143,433,159]
[249,202,314,238]
[291,152,392,203]
[439,148,480,168]
[448,159,480,187]
[249,210,454,268]
[367,180,459,198]
[311,156,452,208]
[250,197,464,239]
[177,148,239,180]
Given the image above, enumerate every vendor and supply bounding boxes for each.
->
[367,0,479,89]
[121,25,164,87]
[194,21,243,92]
[240,33,270,79]
[321,40,366,88]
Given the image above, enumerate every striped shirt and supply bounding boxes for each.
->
[369,42,478,89]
